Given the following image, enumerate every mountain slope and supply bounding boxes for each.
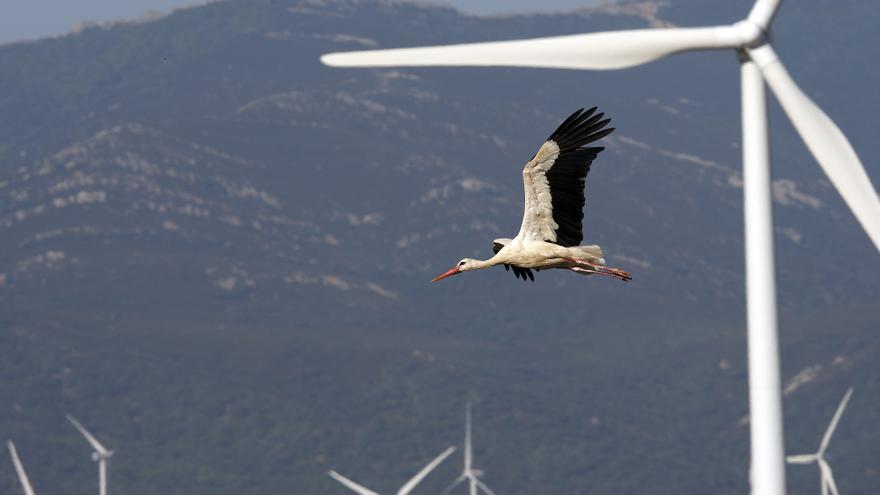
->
[0,1,878,494]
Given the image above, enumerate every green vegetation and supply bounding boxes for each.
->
[1,0,877,493]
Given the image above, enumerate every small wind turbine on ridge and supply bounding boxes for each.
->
[329,446,455,495]
[67,414,114,495]
[441,403,495,495]
[787,387,853,495]
[7,441,37,495]
[320,1,880,494]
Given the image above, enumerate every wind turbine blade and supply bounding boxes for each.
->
[438,475,467,495]
[747,0,783,29]
[328,471,381,495]
[397,446,456,495]
[322,25,756,71]
[750,45,880,252]
[786,454,817,464]
[819,388,854,455]
[7,441,37,495]
[819,459,840,495]
[66,414,110,455]
[464,402,472,471]
[473,477,497,495]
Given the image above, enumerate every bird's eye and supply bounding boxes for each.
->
[458,261,466,267]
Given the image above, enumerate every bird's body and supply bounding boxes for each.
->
[493,238,604,268]
[433,107,631,283]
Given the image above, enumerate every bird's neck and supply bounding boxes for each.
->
[469,258,497,271]
[473,252,509,271]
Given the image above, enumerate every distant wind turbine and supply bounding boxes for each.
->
[787,388,854,495]
[67,414,114,495]
[320,1,880,493]
[329,446,455,495]
[440,403,495,495]
[7,441,37,495]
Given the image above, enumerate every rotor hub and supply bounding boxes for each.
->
[733,19,767,49]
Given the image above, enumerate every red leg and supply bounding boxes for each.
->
[567,259,632,282]
[570,266,630,282]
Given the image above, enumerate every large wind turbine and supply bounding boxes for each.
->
[329,446,455,495]
[7,441,37,495]
[320,1,880,494]
[441,403,495,495]
[67,414,114,495]
[787,388,854,495]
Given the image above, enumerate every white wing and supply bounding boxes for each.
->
[328,471,381,495]
[66,414,110,456]
[7,441,37,495]
[519,139,561,243]
[396,446,456,495]
[517,108,612,246]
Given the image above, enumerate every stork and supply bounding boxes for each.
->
[432,107,631,283]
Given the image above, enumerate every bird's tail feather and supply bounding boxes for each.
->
[575,245,604,263]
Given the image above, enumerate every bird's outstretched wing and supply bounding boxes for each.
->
[493,238,534,282]
[517,107,613,247]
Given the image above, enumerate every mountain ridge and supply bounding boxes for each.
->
[1,0,878,494]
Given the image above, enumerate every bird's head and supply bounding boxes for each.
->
[431,258,477,282]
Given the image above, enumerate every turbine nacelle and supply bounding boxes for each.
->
[91,450,114,462]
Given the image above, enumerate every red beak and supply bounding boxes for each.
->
[431,266,461,283]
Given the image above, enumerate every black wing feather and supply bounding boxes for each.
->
[544,108,614,247]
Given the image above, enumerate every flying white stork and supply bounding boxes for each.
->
[432,107,630,283]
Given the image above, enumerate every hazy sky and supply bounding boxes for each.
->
[0,0,601,45]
